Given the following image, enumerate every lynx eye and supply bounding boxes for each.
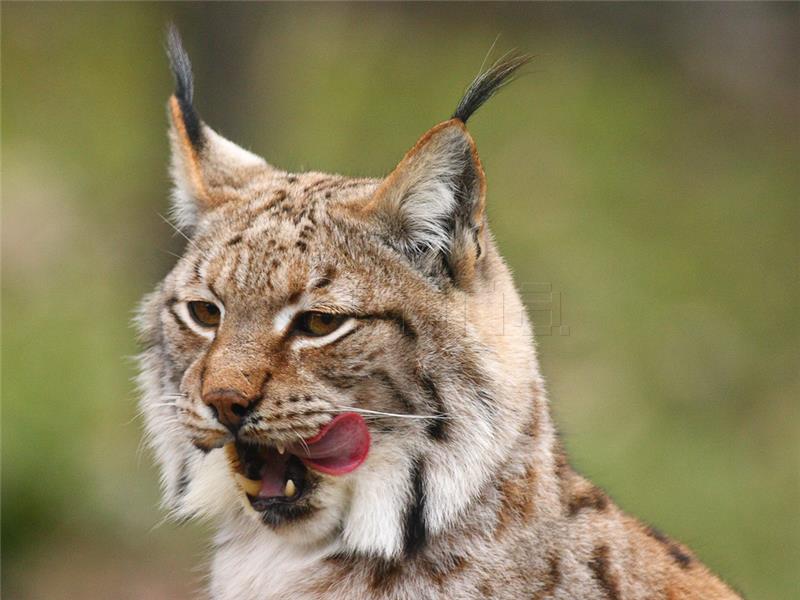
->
[295,312,346,337]
[187,301,221,328]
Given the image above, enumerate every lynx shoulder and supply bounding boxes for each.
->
[135,25,741,600]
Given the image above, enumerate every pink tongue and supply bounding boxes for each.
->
[292,413,370,476]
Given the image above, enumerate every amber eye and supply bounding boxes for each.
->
[295,312,347,337]
[187,301,221,328]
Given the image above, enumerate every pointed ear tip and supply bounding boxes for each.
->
[436,119,480,147]
[431,117,469,135]
[424,119,483,167]
[405,118,475,157]
[167,93,205,152]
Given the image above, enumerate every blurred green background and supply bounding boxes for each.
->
[2,2,798,599]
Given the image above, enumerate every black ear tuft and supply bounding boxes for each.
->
[166,23,193,104]
[452,52,531,124]
[165,23,203,150]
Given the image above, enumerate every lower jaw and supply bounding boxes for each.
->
[226,443,318,527]
[249,495,317,528]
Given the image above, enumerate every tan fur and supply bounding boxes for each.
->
[138,59,741,600]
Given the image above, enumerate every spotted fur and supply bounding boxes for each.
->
[136,27,742,600]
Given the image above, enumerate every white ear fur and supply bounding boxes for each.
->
[382,132,468,254]
[167,97,270,231]
[368,120,486,280]
[168,127,203,232]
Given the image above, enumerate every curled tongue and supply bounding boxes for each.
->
[291,412,370,476]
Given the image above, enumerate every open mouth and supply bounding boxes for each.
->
[227,413,370,519]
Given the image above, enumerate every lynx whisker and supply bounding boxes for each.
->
[150,401,181,408]
[291,429,311,456]
[157,211,199,249]
[160,248,184,260]
[328,406,454,421]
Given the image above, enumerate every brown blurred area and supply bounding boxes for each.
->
[2,3,798,599]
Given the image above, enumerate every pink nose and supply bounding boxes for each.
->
[202,389,259,432]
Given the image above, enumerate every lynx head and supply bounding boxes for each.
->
[137,26,540,560]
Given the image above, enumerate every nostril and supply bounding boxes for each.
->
[202,388,259,432]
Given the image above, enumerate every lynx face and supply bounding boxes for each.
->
[137,28,535,559]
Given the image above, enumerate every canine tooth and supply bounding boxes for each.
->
[276,443,286,455]
[235,473,261,496]
[284,479,297,498]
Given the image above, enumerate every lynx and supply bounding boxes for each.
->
[136,26,741,600]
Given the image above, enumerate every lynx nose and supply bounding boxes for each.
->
[203,389,259,432]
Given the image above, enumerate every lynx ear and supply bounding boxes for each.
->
[367,120,487,286]
[165,25,272,230]
[366,51,530,285]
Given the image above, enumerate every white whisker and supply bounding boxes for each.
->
[328,406,453,420]
[157,211,196,246]
[291,429,311,456]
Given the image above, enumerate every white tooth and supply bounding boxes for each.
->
[235,473,261,496]
[276,443,286,455]
[284,479,297,498]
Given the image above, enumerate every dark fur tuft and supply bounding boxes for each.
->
[452,52,531,123]
[165,23,203,149]
[402,458,427,556]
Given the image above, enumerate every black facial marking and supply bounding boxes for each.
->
[302,176,337,195]
[568,485,609,517]
[193,257,204,282]
[226,234,243,246]
[668,545,692,569]
[371,370,416,416]
[367,311,417,341]
[312,277,333,290]
[270,189,288,208]
[474,386,497,413]
[176,459,191,498]
[645,526,693,569]
[419,374,447,441]
[402,458,427,556]
[208,281,221,302]
[587,544,621,600]
[168,304,190,333]
[198,362,208,396]
[257,494,317,529]
[324,553,405,595]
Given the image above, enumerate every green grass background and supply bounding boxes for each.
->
[3,3,798,598]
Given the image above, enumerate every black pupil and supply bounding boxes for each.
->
[319,313,333,325]
[191,302,219,325]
